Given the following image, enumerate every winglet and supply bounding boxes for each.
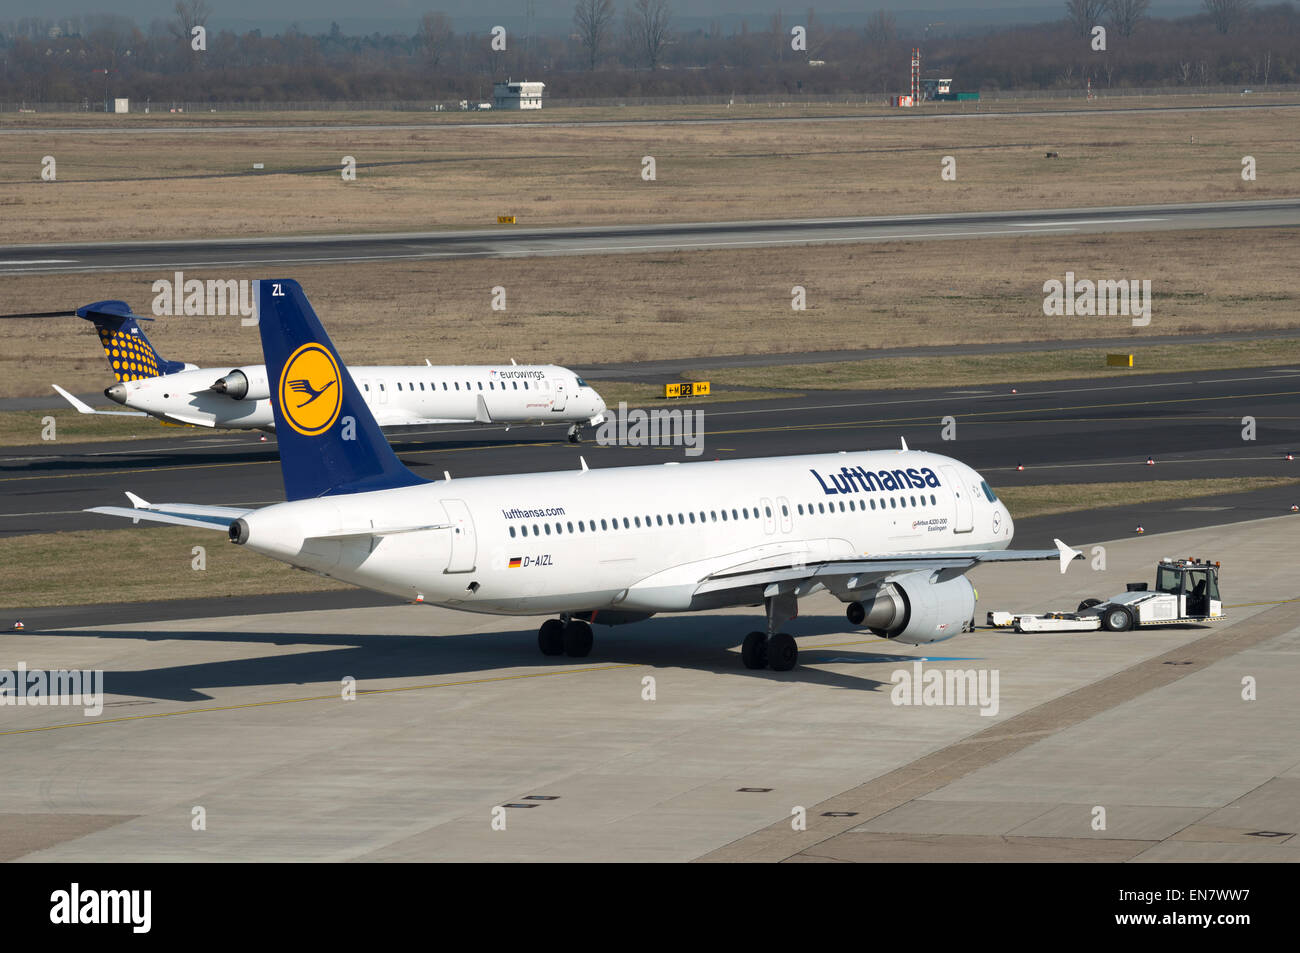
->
[1053,538,1082,574]
[579,456,589,472]
[125,491,150,509]
[900,436,909,452]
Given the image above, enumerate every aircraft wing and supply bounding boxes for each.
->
[620,541,1082,612]
[695,546,1074,596]
[87,492,253,531]
[52,384,148,417]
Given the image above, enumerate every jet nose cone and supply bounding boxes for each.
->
[104,383,127,405]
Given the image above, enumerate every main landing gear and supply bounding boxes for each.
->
[741,592,800,672]
[566,423,582,444]
[538,615,593,658]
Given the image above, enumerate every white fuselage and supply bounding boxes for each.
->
[238,449,1012,619]
[108,364,606,431]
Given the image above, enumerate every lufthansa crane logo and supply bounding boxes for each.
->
[278,343,342,436]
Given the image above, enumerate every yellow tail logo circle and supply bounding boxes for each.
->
[278,343,342,436]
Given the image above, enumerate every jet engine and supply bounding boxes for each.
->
[845,571,975,645]
[210,366,270,401]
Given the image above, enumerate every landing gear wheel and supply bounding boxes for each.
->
[538,619,565,656]
[567,424,581,444]
[767,632,798,671]
[741,631,768,669]
[562,619,594,657]
[1077,597,1103,613]
[1102,606,1135,632]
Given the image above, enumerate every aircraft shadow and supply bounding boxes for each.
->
[33,614,946,703]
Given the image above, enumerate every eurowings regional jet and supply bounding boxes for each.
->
[52,300,607,441]
[90,279,1080,672]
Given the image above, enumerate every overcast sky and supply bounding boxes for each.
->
[0,1,1212,34]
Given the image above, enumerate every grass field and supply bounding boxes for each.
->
[0,526,348,609]
[1,102,1296,244]
[3,91,1295,129]
[4,476,1297,608]
[994,477,1300,519]
[2,227,1296,401]
[697,338,1300,392]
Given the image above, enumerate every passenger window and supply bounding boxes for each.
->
[397,383,402,391]
[838,501,845,512]
[533,524,540,534]
[765,506,772,517]
[454,382,459,390]
[363,383,370,392]
[890,498,896,509]
[667,514,674,525]
[732,509,738,520]
[622,517,630,529]
[521,525,528,537]
[781,504,788,516]
[931,494,937,504]
[513,382,518,389]
[544,524,551,535]
[509,526,516,538]
[818,503,825,514]
[870,499,876,510]
[478,382,483,390]
[656,515,663,526]
[600,519,608,530]
[710,511,717,522]
[689,513,696,524]
[634,516,641,527]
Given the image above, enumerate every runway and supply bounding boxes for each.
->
[2,199,1297,275]
[3,365,1297,548]
[2,99,1296,137]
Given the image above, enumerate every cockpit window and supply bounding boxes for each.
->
[980,480,998,503]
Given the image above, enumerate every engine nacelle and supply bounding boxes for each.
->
[846,571,975,645]
[210,366,270,401]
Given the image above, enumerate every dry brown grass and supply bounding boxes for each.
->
[0,104,1295,244]
[0,526,348,609]
[1,227,1296,400]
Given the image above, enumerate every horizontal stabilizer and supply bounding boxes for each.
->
[52,384,148,417]
[87,492,254,531]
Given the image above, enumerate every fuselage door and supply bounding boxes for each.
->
[940,465,974,533]
[441,499,477,573]
[776,496,793,534]
[551,378,567,412]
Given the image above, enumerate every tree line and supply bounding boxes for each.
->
[1,0,1296,105]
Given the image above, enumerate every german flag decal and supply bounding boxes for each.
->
[508,556,522,568]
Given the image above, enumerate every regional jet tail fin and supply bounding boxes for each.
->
[77,300,187,382]
[255,279,428,501]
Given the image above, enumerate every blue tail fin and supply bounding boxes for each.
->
[77,300,186,382]
[256,279,428,501]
